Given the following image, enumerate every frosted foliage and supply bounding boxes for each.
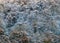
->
[0,0,60,43]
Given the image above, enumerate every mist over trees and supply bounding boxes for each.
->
[0,0,60,43]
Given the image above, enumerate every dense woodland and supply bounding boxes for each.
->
[0,0,60,43]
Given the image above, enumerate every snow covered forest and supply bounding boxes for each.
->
[0,0,60,43]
